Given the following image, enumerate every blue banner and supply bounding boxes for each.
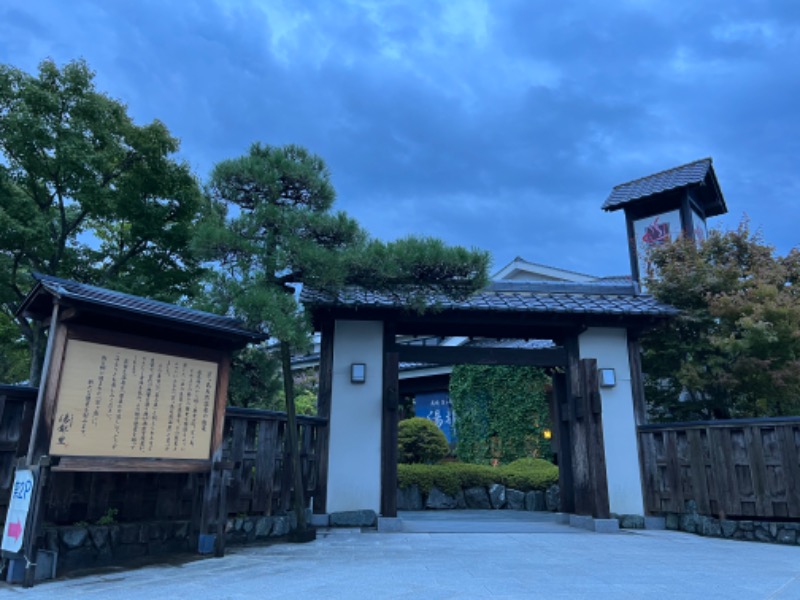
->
[415,391,456,444]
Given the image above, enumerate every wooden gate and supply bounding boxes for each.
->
[551,358,610,518]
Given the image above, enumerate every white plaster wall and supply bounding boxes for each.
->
[327,320,384,513]
[578,328,644,516]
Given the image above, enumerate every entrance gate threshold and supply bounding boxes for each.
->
[394,510,583,534]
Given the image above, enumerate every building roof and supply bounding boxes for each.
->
[492,256,599,283]
[602,158,727,217]
[18,274,266,345]
[301,280,677,318]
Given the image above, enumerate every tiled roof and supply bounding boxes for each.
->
[301,281,678,318]
[603,158,716,212]
[20,274,266,341]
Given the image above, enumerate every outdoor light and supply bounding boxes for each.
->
[350,363,366,384]
[599,368,616,388]
[542,428,552,440]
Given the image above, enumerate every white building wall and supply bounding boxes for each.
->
[578,327,644,516]
[327,320,384,513]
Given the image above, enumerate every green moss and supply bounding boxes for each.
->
[398,459,558,496]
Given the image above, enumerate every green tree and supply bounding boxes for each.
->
[449,365,551,464]
[0,59,205,383]
[643,222,800,420]
[194,142,489,531]
[227,344,283,409]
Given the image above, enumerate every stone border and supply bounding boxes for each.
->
[397,483,561,512]
[664,511,800,545]
[29,513,303,580]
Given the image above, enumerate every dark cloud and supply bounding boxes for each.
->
[1,0,797,277]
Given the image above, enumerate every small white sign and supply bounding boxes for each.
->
[2,469,35,554]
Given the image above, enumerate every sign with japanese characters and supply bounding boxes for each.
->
[415,391,456,444]
[1,469,34,554]
[50,339,218,460]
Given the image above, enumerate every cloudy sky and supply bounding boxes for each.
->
[2,0,798,277]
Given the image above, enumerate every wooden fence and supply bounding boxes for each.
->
[639,417,800,519]
[0,391,327,526]
[223,407,326,516]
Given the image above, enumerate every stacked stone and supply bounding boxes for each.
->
[397,483,561,512]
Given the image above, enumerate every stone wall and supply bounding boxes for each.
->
[397,483,560,512]
[664,509,800,545]
[39,513,300,577]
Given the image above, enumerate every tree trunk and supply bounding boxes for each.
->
[280,340,307,532]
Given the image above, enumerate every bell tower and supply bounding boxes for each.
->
[602,158,728,285]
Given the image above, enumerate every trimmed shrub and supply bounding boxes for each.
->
[398,417,450,464]
[398,459,558,496]
[501,458,559,491]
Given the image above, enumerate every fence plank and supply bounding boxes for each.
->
[779,425,800,517]
[253,420,277,514]
[745,426,771,517]
[687,429,710,514]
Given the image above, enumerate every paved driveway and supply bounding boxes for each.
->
[4,512,800,599]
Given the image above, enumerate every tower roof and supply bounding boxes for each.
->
[602,158,727,217]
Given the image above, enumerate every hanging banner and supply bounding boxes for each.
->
[1,469,35,554]
[415,391,456,444]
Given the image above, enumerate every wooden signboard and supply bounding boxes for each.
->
[50,339,218,461]
[30,323,230,473]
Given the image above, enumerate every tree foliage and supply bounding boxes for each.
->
[397,417,450,464]
[227,345,283,409]
[194,142,489,529]
[643,222,800,420]
[449,365,551,464]
[0,59,205,382]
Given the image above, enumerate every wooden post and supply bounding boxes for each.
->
[551,371,574,513]
[199,448,222,553]
[19,302,62,588]
[26,302,62,465]
[580,359,610,519]
[381,321,399,518]
[314,318,334,514]
[22,460,50,588]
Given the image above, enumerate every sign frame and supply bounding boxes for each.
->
[36,323,231,474]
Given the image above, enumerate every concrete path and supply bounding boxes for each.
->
[4,513,800,599]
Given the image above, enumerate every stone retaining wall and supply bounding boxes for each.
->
[397,483,561,512]
[39,513,300,577]
[664,511,800,545]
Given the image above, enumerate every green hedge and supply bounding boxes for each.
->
[397,459,558,496]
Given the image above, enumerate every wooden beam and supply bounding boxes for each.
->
[52,457,213,472]
[394,344,567,367]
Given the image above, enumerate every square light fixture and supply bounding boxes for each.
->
[350,363,366,384]
[599,368,616,388]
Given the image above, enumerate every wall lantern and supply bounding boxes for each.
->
[350,363,366,384]
[599,368,616,388]
[542,428,552,440]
